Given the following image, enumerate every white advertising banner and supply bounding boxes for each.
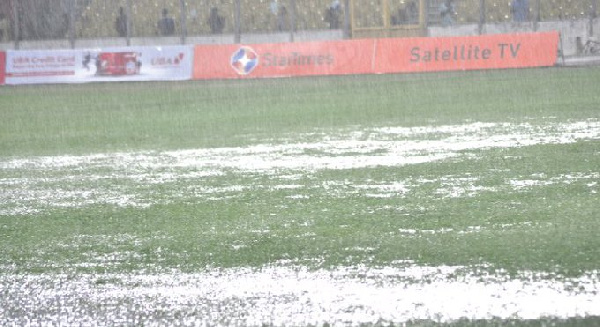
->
[5,46,193,85]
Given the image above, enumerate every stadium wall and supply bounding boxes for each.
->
[0,32,558,85]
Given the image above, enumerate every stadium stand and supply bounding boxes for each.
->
[78,0,339,38]
[2,0,597,40]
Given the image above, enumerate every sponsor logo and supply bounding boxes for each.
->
[96,52,141,76]
[231,46,259,75]
[409,43,522,63]
[11,55,76,69]
[262,52,334,67]
[151,53,185,67]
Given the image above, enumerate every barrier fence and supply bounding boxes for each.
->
[0,0,596,46]
[0,31,559,86]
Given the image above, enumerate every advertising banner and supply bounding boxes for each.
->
[374,31,559,73]
[193,32,558,80]
[0,51,5,85]
[193,39,375,80]
[5,46,193,85]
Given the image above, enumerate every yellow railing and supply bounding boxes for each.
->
[350,0,427,38]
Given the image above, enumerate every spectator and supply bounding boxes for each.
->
[324,0,341,29]
[511,0,529,23]
[0,13,8,42]
[406,1,419,24]
[115,6,127,37]
[158,8,175,36]
[391,7,405,25]
[277,5,287,31]
[270,0,279,30]
[208,7,224,34]
[58,13,70,38]
[392,1,418,25]
[439,0,455,27]
[270,0,278,16]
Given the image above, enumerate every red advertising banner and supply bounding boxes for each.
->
[193,39,375,80]
[193,32,558,80]
[0,52,6,85]
[374,32,559,73]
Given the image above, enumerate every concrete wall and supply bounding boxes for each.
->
[0,19,596,57]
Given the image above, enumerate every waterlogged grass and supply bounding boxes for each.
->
[2,141,598,276]
[1,67,599,325]
[1,67,600,156]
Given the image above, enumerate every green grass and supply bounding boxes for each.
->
[0,67,599,324]
[1,67,599,273]
[3,141,598,275]
[1,67,599,156]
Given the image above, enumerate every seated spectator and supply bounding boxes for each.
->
[158,8,175,36]
[208,7,225,34]
[511,0,529,23]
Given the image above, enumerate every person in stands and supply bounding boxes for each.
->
[324,0,341,29]
[158,8,175,36]
[0,13,9,42]
[277,5,288,31]
[511,0,529,23]
[439,0,455,27]
[115,6,127,37]
[208,7,225,34]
